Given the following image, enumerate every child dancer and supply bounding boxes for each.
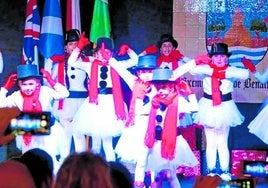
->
[114,55,158,187]
[49,29,90,154]
[145,68,199,188]
[67,33,138,162]
[248,66,268,145]
[0,64,69,175]
[140,33,191,69]
[115,54,203,187]
[190,43,256,181]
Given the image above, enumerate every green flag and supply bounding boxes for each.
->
[90,0,111,44]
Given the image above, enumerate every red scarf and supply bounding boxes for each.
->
[145,91,178,160]
[21,86,42,146]
[89,59,126,120]
[209,63,228,106]
[157,55,178,70]
[54,53,89,109]
[57,60,65,109]
[51,54,66,109]
[126,80,150,127]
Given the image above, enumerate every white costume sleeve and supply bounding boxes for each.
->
[190,64,213,76]
[51,83,70,99]
[178,56,192,65]
[67,47,92,74]
[118,49,138,68]
[0,83,69,110]
[225,66,249,80]
[0,88,18,108]
[172,59,197,80]
[109,57,137,89]
[190,64,250,80]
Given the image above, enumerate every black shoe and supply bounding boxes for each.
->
[207,168,218,177]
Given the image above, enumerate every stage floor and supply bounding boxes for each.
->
[162,176,268,188]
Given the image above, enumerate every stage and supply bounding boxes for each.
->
[142,176,268,188]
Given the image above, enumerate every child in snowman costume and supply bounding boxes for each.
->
[143,68,199,188]
[49,29,90,154]
[247,59,268,148]
[0,64,69,175]
[114,54,203,187]
[190,42,256,181]
[114,55,159,187]
[67,33,138,162]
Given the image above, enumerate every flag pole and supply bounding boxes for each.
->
[34,45,39,69]
[0,50,3,74]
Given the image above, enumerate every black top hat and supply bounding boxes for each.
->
[157,34,178,49]
[208,43,231,57]
[17,64,42,80]
[65,29,80,44]
[96,37,114,51]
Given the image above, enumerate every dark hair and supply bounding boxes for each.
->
[53,151,114,188]
[65,29,80,44]
[157,34,178,49]
[109,161,133,188]
[20,148,53,188]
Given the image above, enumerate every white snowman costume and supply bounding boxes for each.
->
[0,65,70,176]
[190,51,250,181]
[45,29,90,155]
[114,58,198,186]
[67,43,138,162]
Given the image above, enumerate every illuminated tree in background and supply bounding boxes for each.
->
[250,19,267,39]
[208,19,226,42]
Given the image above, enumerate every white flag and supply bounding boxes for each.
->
[66,0,81,32]
[0,50,3,74]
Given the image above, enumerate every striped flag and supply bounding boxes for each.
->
[90,0,111,44]
[39,0,64,59]
[22,0,40,65]
[66,0,81,32]
[0,49,3,74]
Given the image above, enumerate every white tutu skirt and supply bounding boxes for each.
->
[146,135,199,173]
[16,121,68,175]
[248,104,268,144]
[73,95,125,137]
[115,115,149,163]
[193,98,244,129]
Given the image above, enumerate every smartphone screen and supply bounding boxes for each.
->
[9,112,51,135]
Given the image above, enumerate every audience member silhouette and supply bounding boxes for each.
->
[53,151,114,188]
[109,161,133,188]
[0,159,35,188]
[19,148,53,188]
